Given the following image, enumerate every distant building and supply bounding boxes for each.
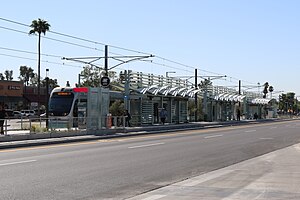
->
[0,80,48,110]
[23,85,47,110]
[0,80,23,109]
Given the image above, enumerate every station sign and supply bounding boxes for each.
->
[100,76,110,87]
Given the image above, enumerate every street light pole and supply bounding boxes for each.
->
[195,69,198,122]
[104,45,108,76]
[45,69,49,129]
[78,74,81,87]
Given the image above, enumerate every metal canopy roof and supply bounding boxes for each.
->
[140,85,199,98]
[213,93,245,102]
[251,98,272,105]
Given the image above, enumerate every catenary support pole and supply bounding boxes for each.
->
[195,68,198,122]
[105,45,108,76]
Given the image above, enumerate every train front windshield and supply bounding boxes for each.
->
[49,92,75,116]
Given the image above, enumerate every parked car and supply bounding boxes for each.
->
[13,111,22,118]
[20,110,36,117]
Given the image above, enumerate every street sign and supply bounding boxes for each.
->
[100,76,110,87]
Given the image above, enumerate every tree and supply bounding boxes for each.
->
[198,78,212,121]
[80,65,117,87]
[29,18,51,114]
[109,100,124,116]
[269,86,274,93]
[263,82,269,98]
[29,73,38,86]
[19,66,35,86]
[80,65,102,87]
[198,78,212,88]
[268,85,274,98]
[42,78,59,89]
[4,70,13,80]
[0,73,4,80]
[279,92,295,113]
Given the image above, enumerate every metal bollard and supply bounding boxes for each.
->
[4,119,7,136]
[29,119,32,134]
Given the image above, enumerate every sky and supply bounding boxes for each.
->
[1,0,300,97]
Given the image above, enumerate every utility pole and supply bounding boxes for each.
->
[78,74,81,87]
[124,70,130,111]
[239,80,241,107]
[45,68,49,129]
[195,69,198,122]
[104,45,108,76]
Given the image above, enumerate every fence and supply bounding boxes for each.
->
[1,115,132,136]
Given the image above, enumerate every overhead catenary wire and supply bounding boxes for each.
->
[0,17,261,86]
[0,46,61,58]
[0,53,83,69]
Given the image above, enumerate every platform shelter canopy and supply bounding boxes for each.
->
[140,85,201,98]
[125,71,262,101]
[251,98,272,105]
[213,93,245,102]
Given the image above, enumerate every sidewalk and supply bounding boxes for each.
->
[127,143,300,200]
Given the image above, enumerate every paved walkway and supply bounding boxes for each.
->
[127,143,300,200]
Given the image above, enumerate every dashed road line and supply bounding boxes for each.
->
[0,159,37,167]
[245,130,257,133]
[204,134,223,139]
[128,143,165,149]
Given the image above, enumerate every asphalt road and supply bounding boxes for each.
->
[0,120,300,200]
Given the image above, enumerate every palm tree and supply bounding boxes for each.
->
[19,65,35,86]
[4,70,13,80]
[263,82,269,98]
[29,18,50,114]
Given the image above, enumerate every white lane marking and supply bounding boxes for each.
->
[260,137,274,140]
[128,143,165,149]
[140,195,167,200]
[204,134,223,139]
[204,125,223,128]
[0,160,37,167]
[245,130,257,133]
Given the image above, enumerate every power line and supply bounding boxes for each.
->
[0,46,61,58]
[0,17,28,27]
[43,36,103,51]
[0,17,150,56]
[0,53,82,68]
[0,25,28,35]
[0,17,181,61]
[0,17,261,86]
[148,61,194,74]
[0,24,104,52]
[0,17,221,72]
